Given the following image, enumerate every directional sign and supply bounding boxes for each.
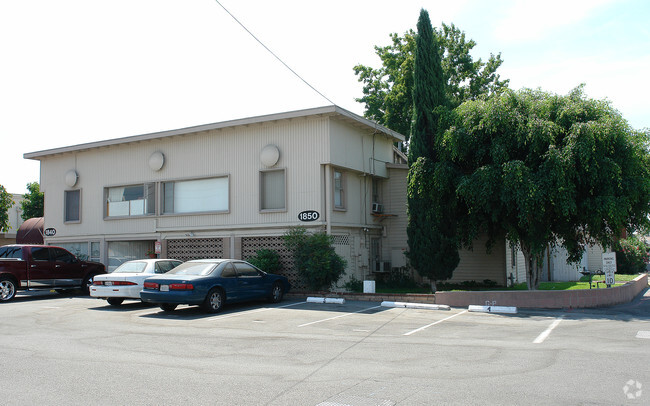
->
[602,252,616,287]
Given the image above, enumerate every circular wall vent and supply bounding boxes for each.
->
[260,145,280,167]
[149,151,165,171]
[65,170,78,187]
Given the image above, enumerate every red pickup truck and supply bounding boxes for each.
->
[0,244,106,302]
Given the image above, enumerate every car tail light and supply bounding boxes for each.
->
[94,281,138,286]
[144,282,159,289]
[169,283,194,290]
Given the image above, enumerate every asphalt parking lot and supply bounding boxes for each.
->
[1,289,649,405]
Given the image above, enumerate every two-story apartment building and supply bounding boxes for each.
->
[25,105,507,288]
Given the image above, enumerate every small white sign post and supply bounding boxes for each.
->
[602,252,616,288]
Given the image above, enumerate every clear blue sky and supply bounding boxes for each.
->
[2,0,648,193]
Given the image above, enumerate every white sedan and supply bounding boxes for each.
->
[90,259,183,306]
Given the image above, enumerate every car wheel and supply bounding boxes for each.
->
[107,298,124,306]
[0,277,17,302]
[203,288,224,313]
[160,303,177,312]
[269,282,284,303]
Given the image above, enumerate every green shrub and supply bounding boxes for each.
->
[284,227,346,291]
[248,249,282,274]
[344,276,363,292]
[616,235,649,274]
[437,279,501,291]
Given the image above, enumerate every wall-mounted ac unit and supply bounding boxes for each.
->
[371,202,383,214]
[374,261,391,273]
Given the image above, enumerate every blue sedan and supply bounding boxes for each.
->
[140,259,291,313]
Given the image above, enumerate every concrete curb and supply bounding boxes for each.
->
[306,297,346,304]
[381,301,450,311]
[468,305,517,314]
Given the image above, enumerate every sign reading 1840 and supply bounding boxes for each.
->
[298,210,320,222]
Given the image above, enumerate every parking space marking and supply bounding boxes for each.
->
[403,310,468,336]
[298,305,383,327]
[533,315,565,344]
[636,331,650,339]
[207,301,308,321]
[133,300,306,319]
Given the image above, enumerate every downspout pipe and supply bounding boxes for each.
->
[325,164,332,235]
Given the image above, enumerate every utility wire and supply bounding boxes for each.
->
[214,0,335,106]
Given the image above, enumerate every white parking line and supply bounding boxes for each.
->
[133,300,306,318]
[298,305,382,327]
[533,316,565,344]
[403,310,468,336]
[635,331,650,339]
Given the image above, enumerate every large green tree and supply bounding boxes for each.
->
[354,22,509,137]
[406,9,459,292]
[441,86,650,289]
[0,184,15,233]
[21,182,44,220]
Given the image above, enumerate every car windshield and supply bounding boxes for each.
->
[112,261,148,274]
[167,262,217,276]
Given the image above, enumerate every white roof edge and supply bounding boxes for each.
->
[24,105,405,160]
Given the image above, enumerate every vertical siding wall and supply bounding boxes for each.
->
[37,112,401,285]
[382,165,409,269]
[449,235,507,285]
[41,116,331,238]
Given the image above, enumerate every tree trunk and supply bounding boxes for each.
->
[430,280,437,293]
[521,245,542,290]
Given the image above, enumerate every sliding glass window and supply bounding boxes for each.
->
[105,183,155,218]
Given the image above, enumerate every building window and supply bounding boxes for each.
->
[108,241,154,272]
[57,241,100,262]
[333,170,346,210]
[372,177,382,204]
[64,189,81,223]
[106,183,155,218]
[163,176,229,214]
[260,169,286,211]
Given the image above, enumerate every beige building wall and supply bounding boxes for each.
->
[28,106,403,287]
[449,236,507,286]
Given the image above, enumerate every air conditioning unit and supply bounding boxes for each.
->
[371,202,383,214]
[374,261,391,273]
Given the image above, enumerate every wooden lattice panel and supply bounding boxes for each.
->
[241,236,304,290]
[167,238,223,262]
[332,235,350,246]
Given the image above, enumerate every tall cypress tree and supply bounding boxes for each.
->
[406,9,459,291]
[407,9,446,164]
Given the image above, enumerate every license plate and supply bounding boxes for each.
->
[105,281,113,286]
[160,285,169,292]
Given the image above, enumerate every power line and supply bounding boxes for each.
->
[213,0,335,106]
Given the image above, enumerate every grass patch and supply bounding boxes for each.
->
[459,273,643,291]
[345,273,645,294]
